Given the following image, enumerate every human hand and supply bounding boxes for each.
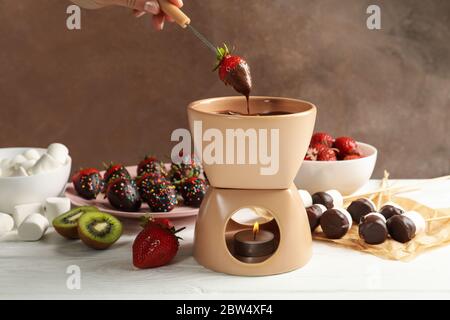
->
[71,0,184,30]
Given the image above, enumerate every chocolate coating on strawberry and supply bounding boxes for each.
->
[181,177,207,208]
[147,181,178,213]
[136,172,167,202]
[137,156,167,177]
[106,178,142,212]
[72,168,103,200]
[216,44,252,104]
[103,163,131,185]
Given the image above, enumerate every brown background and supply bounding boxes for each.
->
[0,0,449,178]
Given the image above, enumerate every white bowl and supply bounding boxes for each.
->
[294,142,377,195]
[0,148,72,213]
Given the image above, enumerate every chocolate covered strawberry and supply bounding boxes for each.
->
[169,154,202,187]
[215,44,252,100]
[106,178,141,212]
[103,163,131,185]
[147,181,178,213]
[181,177,207,208]
[133,218,185,269]
[136,172,167,202]
[72,168,103,199]
[137,156,167,177]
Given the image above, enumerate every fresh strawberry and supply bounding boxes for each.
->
[133,218,185,269]
[181,177,207,208]
[333,137,359,157]
[147,181,178,213]
[317,148,337,161]
[304,143,328,161]
[215,44,252,97]
[153,218,172,229]
[310,132,334,148]
[137,156,167,177]
[103,163,131,185]
[343,154,362,160]
[136,172,167,202]
[72,168,103,199]
[106,178,141,212]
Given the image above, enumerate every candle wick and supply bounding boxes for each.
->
[253,232,256,241]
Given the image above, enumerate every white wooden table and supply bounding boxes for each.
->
[1,180,450,300]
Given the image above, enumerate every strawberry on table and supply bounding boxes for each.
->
[133,218,185,269]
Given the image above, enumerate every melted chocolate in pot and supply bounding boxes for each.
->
[218,110,292,116]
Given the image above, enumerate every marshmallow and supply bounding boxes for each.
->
[29,153,61,175]
[23,148,41,161]
[18,213,49,241]
[0,213,14,237]
[13,202,44,227]
[21,159,37,170]
[325,190,344,208]
[0,159,13,177]
[11,154,27,168]
[45,197,71,222]
[11,166,29,177]
[403,211,426,234]
[47,143,69,165]
[298,190,313,207]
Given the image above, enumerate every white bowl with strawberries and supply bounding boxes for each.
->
[295,133,377,195]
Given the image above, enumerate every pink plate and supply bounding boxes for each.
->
[65,165,199,219]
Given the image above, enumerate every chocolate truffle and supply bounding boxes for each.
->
[379,201,405,220]
[359,212,388,245]
[306,204,327,232]
[347,198,376,223]
[320,208,353,239]
[298,189,313,207]
[386,215,416,243]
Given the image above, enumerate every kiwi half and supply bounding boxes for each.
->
[53,206,98,239]
[77,211,123,250]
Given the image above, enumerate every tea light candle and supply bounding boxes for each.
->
[234,222,275,263]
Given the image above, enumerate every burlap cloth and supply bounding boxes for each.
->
[313,195,450,261]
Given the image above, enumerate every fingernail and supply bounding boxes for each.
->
[144,1,160,15]
[159,20,165,30]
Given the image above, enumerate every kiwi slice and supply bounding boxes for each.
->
[77,211,122,250]
[53,206,98,239]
